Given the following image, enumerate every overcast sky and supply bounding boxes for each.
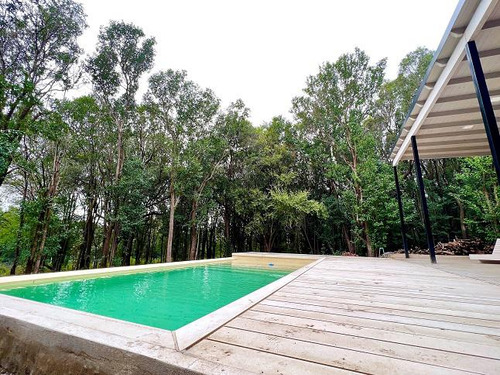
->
[76,0,458,126]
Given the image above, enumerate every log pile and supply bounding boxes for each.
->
[341,252,358,257]
[397,238,493,256]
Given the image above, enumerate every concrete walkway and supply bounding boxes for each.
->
[186,256,500,374]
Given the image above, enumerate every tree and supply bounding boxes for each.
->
[293,48,386,256]
[86,21,155,267]
[451,157,500,241]
[213,100,254,255]
[0,0,86,186]
[372,47,434,158]
[144,70,220,262]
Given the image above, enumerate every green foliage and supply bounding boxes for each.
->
[271,190,327,227]
[450,157,500,240]
[0,0,87,184]
[87,21,156,104]
[0,207,19,262]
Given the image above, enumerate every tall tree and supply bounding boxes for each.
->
[0,0,86,186]
[144,70,219,262]
[86,21,155,267]
[293,48,386,256]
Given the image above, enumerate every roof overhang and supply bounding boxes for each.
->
[390,0,500,165]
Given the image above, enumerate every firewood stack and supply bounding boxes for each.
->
[397,238,494,256]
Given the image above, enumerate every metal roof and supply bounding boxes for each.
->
[390,0,500,165]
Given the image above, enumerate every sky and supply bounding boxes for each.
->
[78,0,457,125]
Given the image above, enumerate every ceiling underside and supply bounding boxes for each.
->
[391,0,500,164]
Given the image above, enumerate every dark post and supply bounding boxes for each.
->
[411,136,437,264]
[393,166,409,258]
[466,40,500,185]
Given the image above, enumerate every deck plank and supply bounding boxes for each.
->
[288,282,500,305]
[225,316,500,373]
[188,340,359,375]
[240,309,500,359]
[271,291,500,323]
[252,303,500,347]
[260,299,500,336]
[208,326,477,375]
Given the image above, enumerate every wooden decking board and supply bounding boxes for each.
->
[186,257,500,374]
[208,326,477,375]
[273,291,500,327]
[189,340,361,375]
[281,284,500,312]
[289,282,500,305]
[287,282,498,303]
[305,267,466,279]
[260,299,500,336]
[252,303,500,348]
[240,309,500,360]
[295,273,496,288]
[300,273,491,289]
[225,316,500,373]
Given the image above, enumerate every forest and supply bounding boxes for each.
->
[0,0,499,275]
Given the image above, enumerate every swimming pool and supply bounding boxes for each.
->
[0,262,290,330]
[0,254,322,373]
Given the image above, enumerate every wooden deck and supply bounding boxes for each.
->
[186,256,500,375]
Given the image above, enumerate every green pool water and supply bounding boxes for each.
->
[0,263,290,330]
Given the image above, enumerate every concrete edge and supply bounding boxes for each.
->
[0,310,254,375]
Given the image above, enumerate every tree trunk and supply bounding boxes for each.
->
[223,203,231,256]
[54,237,70,272]
[53,195,76,271]
[200,228,208,260]
[32,149,62,274]
[109,221,120,266]
[160,233,165,262]
[189,199,198,260]
[166,181,179,262]
[364,221,374,257]
[208,226,215,259]
[77,196,97,270]
[457,199,467,239]
[342,225,355,254]
[122,234,134,266]
[101,220,113,268]
[10,171,28,275]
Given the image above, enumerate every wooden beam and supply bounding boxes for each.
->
[414,137,487,147]
[427,71,500,88]
[436,47,500,66]
[419,118,499,130]
[417,129,485,139]
[402,149,491,160]
[452,17,500,34]
[411,143,488,152]
[418,89,500,106]
[426,104,500,118]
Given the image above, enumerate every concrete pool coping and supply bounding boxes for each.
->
[0,253,324,374]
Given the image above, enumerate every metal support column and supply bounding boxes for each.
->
[411,136,437,264]
[466,40,500,186]
[394,166,409,258]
